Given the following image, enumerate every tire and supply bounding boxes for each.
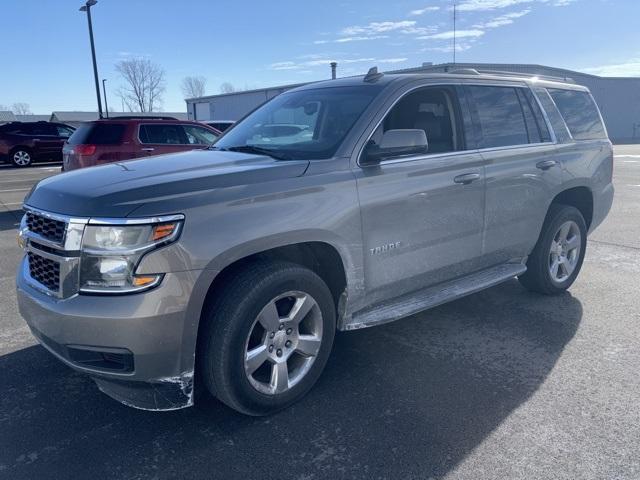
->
[198,261,336,415]
[518,204,587,295]
[10,148,33,167]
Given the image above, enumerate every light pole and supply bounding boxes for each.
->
[102,78,109,118]
[79,0,103,119]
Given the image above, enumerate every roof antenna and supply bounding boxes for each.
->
[453,2,457,64]
[364,66,384,83]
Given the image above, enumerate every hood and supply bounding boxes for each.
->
[24,149,309,217]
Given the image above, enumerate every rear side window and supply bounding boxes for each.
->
[547,89,607,140]
[139,124,187,144]
[533,87,571,143]
[68,123,125,145]
[467,86,529,148]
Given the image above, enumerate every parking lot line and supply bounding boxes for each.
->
[0,188,31,192]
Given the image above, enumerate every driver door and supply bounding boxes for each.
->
[354,85,486,304]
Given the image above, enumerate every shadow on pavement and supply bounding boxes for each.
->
[0,280,582,479]
[0,210,21,232]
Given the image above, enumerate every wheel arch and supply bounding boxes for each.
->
[549,185,594,229]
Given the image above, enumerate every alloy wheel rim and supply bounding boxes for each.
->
[548,220,581,284]
[244,291,323,395]
[13,151,31,166]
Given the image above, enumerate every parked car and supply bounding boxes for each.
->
[17,70,613,415]
[203,120,234,132]
[62,116,220,171]
[0,121,75,167]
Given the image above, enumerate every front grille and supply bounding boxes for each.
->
[27,252,60,291]
[26,211,66,243]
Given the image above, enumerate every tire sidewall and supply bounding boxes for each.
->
[535,205,587,293]
[208,264,336,415]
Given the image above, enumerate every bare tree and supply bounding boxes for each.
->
[181,76,206,99]
[219,82,236,94]
[115,58,165,112]
[12,103,32,115]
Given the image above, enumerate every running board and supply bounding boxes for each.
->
[345,263,526,331]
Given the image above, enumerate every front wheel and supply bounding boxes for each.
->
[198,261,336,415]
[518,204,587,295]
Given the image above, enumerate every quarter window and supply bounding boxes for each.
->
[468,86,529,149]
[547,88,607,140]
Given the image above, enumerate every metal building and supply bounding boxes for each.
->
[185,62,640,143]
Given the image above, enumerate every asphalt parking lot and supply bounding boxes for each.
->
[1,149,639,480]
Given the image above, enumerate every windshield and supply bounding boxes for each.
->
[214,85,381,160]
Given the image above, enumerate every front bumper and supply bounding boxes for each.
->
[17,258,201,410]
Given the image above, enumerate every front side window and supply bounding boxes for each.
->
[547,88,607,140]
[468,86,529,149]
[214,85,382,160]
[56,125,74,138]
[139,124,187,145]
[183,125,217,145]
[368,86,463,155]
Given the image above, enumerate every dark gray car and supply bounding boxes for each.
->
[16,70,613,414]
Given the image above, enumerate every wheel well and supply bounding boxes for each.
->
[10,145,31,154]
[551,187,593,229]
[202,242,348,316]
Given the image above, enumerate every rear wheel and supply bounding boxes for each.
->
[518,204,587,295]
[11,148,32,167]
[198,261,336,415]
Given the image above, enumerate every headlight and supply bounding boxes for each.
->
[79,217,183,294]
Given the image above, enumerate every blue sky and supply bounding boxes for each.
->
[0,0,637,113]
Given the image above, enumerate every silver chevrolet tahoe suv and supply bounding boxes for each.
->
[17,69,613,415]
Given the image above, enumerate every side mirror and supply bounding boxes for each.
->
[361,129,428,165]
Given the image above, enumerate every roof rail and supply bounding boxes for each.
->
[364,66,384,83]
[473,69,575,84]
[448,68,480,75]
[111,115,179,120]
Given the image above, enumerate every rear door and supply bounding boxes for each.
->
[136,123,198,157]
[354,83,486,304]
[465,84,561,264]
[30,123,61,158]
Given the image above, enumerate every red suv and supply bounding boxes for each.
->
[0,121,75,167]
[62,116,220,171]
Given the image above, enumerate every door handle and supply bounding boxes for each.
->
[536,159,558,170]
[453,173,481,185]
[141,147,155,152]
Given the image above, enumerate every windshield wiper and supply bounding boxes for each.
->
[219,145,291,160]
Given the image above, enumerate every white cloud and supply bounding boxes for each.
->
[268,57,407,72]
[409,6,440,16]
[580,60,640,77]
[418,29,485,40]
[315,35,389,44]
[473,9,531,28]
[457,0,577,11]
[378,58,409,64]
[342,20,417,36]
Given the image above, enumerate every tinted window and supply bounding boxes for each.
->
[533,87,571,143]
[183,125,217,145]
[68,123,125,145]
[215,85,381,160]
[371,86,462,154]
[139,124,187,144]
[522,89,552,142]
[468,86,529,148]
[548,88,607,140]
[56,125,75,137]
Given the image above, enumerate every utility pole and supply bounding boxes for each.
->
[102,78,109,118]
[79,0,103,118]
